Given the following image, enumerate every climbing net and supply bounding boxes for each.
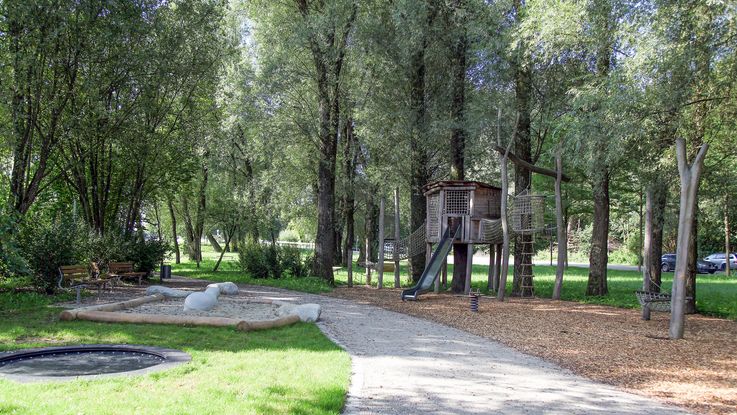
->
[385,224,426,260]
[511,190,546,235]
[479,219,504,244]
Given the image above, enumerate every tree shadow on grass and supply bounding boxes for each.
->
[254,385,345,415]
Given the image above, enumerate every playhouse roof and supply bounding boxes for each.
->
[422,180,501,194]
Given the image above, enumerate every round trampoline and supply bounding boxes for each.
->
[0,345,190,382]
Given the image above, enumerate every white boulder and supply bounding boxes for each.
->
[207,282,238,295]
[146,286,189,298]
[292,304,321,322]
[184,287,220,311]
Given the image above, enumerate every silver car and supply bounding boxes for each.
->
[703,253,737,271]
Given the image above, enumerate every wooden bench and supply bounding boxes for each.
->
[108,262,147,286]
[58,265,113,304]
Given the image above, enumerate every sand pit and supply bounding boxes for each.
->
[117,297,290,321]
[59,289,319,332]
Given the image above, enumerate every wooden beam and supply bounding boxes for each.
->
[493,145,571,182]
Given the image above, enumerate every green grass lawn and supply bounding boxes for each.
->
[179,244,737,320]
[0,292,350,415]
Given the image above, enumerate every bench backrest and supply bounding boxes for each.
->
[109,262,134,273]
[58,265,89,287]
[59,265,88,278]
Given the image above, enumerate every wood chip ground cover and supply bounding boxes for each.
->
[328,287,737,415]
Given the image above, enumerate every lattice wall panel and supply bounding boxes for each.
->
[427,193,441,240]
[444,190,470,215]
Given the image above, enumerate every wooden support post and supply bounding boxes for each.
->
[670,138,708,340]
[365,237,371,287]
[494,244,502,292]
[394,187,401,288]
[347,247,353,287]
[552,151,566,300]
[377,197,385,289]
[488,245,495,291]
[464,244,473,294]
[643,188,653,291]
[442,259,448,288]
[497,109,517,302]
[426,243,432,267]
[434,266,440,293]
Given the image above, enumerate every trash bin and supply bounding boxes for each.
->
[160,265,172,281]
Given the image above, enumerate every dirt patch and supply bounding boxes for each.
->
[328,287,737,415]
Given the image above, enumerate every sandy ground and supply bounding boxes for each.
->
[327,287,737,415]
[116,297,285,320]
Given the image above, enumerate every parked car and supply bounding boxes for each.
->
[703,253,737,271]
[661,254,718,274]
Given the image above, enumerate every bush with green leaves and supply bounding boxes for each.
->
[280,245,307,278]
[126,237,171,275]
[239,241,272,279]
[239,242,310,279]
[17,216,85,293]
[0,210,29,282]
[79,230,129,271]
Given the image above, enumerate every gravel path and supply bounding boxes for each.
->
[236,285,689,415]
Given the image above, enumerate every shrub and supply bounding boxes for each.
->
[0,211,29,281]
[280,246,307,278]
[239,241,271,279]
[126,237,170,275]
[79,230,129,270]
[239,242,310,279]
[18,216,85,293]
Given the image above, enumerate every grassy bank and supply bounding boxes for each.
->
[0,292,350,415]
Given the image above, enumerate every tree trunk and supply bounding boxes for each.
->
[181,195,197,262]
[510,0,534,297]
[393,187,401,288]
[194,165,208,267]
[449,0,468,293]
[208,233,222,253]
[451,242,467,293]
[154,202,163,241]
[365,191,379,264]
[643,188,653,291]
[497,149,512,302]
[342,118,356,274]
[726,195,731,277]
[670,138,708,340]
[552,152,566,300]
[296,1,356,285]
[409,60,429,283]
[449,0,467,182]
[685,212,698,314]
[167,198,181,264]
[213,230,234,272]
[649,180,667,291]
[496,110,517,301]
[587,168,609,296]
[313,99,337,283]
[377,198,385,288]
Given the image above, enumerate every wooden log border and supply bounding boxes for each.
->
[59,295,303,332]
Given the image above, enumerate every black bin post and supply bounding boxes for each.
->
[160,264,172,282]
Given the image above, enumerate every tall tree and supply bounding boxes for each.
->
[294,0,357,284]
